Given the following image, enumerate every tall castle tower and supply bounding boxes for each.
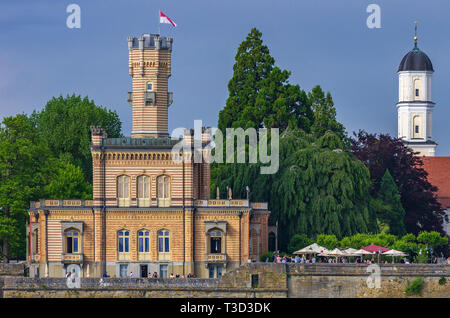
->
[127,34,173,138]
[397,23,436,156]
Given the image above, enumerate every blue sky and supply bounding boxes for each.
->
[1,0,449,155]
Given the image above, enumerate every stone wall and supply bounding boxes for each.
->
[0,263,25,277]
[2,263,450,298]
[287,263,450,298]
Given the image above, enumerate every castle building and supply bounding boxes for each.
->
[26,34,270,279]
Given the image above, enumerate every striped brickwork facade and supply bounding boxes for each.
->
[26,33,270,279]
[128,35,172,138]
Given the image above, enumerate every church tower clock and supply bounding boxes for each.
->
[397,22,436,156]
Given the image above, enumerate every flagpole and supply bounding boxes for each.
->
[158,10,160,35]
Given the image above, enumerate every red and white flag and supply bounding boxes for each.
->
[159,11,177,27]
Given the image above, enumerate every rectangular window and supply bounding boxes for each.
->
[415,125,420,134]
[145,237,149,252]
[73,237,78,253]
[119,237,123,252]
[158,237,163,253]
[210,238,221,254]
[67,237,73,253]
[415,89,420,97]
[125,237,129,253]
[139,238,143,253]
[164,237,170,252]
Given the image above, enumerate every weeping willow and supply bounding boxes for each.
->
[212,130,378,249]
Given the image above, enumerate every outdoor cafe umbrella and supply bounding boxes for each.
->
[353,249,373,255]
[342,248,359,256]
[383,249,407,257]
[318,248,344,258]
[382,249,408,262]
[352,249,373,261]
[294,243,327,255]
[362,244,390,253]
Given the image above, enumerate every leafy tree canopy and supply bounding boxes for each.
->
[218,28,313,132]
[32,94,122,181]
[374,169,407,236]
[350,130,446,236]
[214,130,378,250]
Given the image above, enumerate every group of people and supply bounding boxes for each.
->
[123,272,197,279]
[265,254,412,264]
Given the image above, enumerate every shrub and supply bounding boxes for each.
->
[260,251,274,262]
[438,277,446,286]
[414,251,429,264]
[404,277,424,296]
[287,234,313,254]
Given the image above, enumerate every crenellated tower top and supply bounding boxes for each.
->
[127,34,173,138]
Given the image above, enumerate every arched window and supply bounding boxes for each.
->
[157,175,171,207]
[65,230,80,254]
[158,230,170,261]
[137,175,150,207]
[138,230,150,261]
[209,231,222,254]
[118,230,130,260]
[117,175,130,207]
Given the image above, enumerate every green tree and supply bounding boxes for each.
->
[32,94,122,182]
[317,234,339,250]
[287,234,313,254]
[376,169,407,236]
[42,159,92,200]
[218,28,274,131]
[417,231,448,250]
[214,130,378,250]
[0,115,50,260]
[309,85,347,143]
[218,28,313,132]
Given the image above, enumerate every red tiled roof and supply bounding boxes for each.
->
[421,156,450,208]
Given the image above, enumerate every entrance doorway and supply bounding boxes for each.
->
[140,264,148,278]
[208,265,223,278]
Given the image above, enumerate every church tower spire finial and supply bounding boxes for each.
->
[414,20,419,49]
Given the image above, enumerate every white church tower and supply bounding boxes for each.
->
[397,22,436,156]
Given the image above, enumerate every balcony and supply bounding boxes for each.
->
[62,253,83,263]
[127,92,132,104]
[158,252,170,261]
[118,253,130,261]
[207,253,227,263]
[145,92,156,106]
